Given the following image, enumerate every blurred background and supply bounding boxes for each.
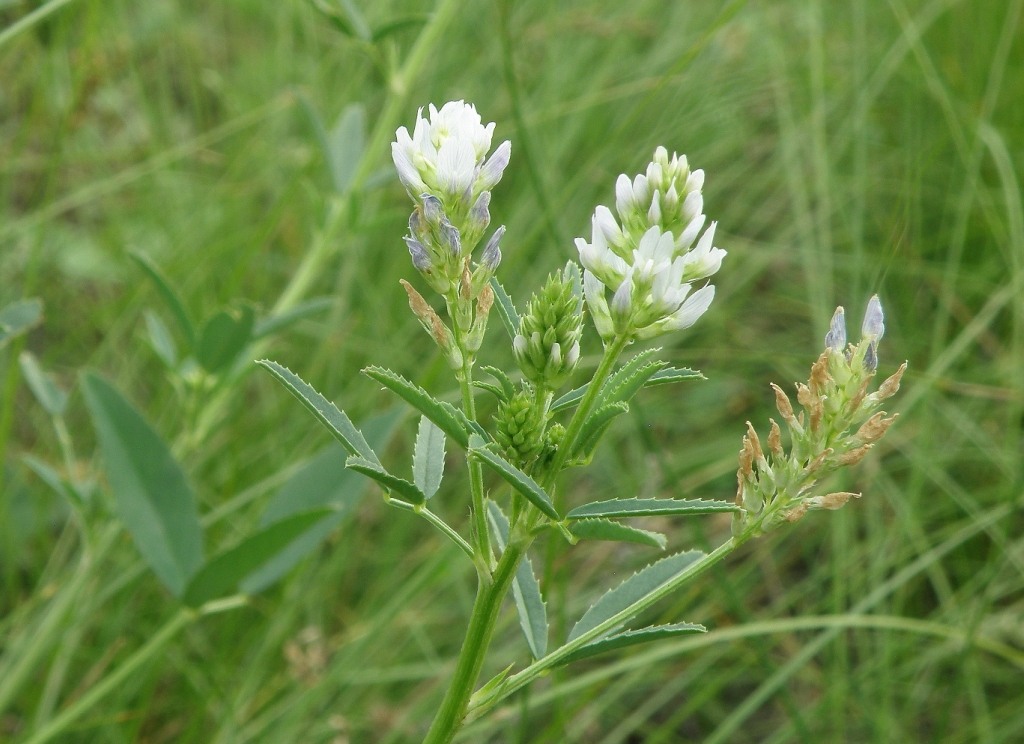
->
[2,0,1022,741]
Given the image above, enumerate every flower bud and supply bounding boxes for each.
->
[494,389,546,467]
[514,265,584,388]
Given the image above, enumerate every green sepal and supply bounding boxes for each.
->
[567,498,739,520]
[568,518,666,549]
[363,365,486,448]
[487,501,548,658]
[346,456,426,505]
[412,415,446,499]
[256,360,379,463]
[557,622,706,666]
[488,277,520,341]
[468,435,559,520]
[568,550,705,642]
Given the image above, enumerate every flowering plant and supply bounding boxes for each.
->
[260,100,905,742]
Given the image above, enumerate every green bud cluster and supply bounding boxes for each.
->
[513,265,584,390]
[494,389,547,468]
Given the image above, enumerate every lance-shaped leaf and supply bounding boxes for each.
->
[81,372,203,597]
[557,622,706,666]
[346,456,426,505]
[145,311,178,368]
[413,415,446,499]
[551,365,703,414]
[573,401,629,458]
[567,498,739,520]
[597,348,665,406]
[257,360,378,464]
[19,352,68,416]
[568,518,666,549]
[363,366,485,448]
[487,501,547,658]
[568,550,705,642]
[0,298,43,349]
[479,365,516,401]
[182,509,335,607]
[488,277,520,341]
[252,297,334,340]
[129,252,195,348]
[468,435,558,520]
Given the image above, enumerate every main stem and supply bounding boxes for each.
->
[423,540,526,743]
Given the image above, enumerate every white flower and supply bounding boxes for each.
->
[391,101,511,206]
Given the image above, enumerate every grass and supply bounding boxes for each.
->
[2,0,1023,741]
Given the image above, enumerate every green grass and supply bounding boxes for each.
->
[3,0,1023,741]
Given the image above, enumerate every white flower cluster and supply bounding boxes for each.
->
[576,147,725,341]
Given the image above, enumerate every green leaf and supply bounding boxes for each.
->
[326,103,366,194]
[81,372,203,597]
[144,311,178,368]
[252,297,334,340]
[0,298,43,349]
[470,663,515,707]
[573,401,629,457]
[469,435,559,520]
[568,518,666,549]
[550,383,588,413]
[598,348,666,407]
[480,365,516,401]
[568,550,705,642]
[413,416,446,499]
[363,366,483,448]
[370,13,430,42]
[647,366,704,385]
[563,260,583,301]
[196,305,255,374]
[488,277,520,340]
[308,0,372,40]
[567,498,739,520]
[182,509,334,607]
[129,252,195,348]
[346,456,426,505]
[487,501,548,658]
[257,359,379,463]
[21,454,82,510]
[18,352,68,416]
[558,622,706,666]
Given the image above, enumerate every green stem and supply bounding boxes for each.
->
[457,355,493,574]
[423,540,526,743]
[467,536,743,720]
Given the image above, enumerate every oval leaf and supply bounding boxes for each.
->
[129,253,195,347]
[567,498,739,520]
[569,550,705,642]
[413,415,446,499]
[568,518,666,549]
[81,372,203,597]
[468,436,558,520]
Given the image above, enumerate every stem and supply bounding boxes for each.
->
[423,540,526,743]
[467,536,743,720]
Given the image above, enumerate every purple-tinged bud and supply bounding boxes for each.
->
[825,306,846,351]
[421,194,445,226]
[481,225,505,270]
[863,341,878,372]
[439,219,462,257]
[404,237,432,272]
[409,209,427,240]
[861,295,884,342]
[469,191,491,232]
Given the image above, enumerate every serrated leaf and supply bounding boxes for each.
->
[551,383,588,413]
[488,277,520,341]
[257,359,378,463]
[129,253,195,348]
[363,366,483,448]
[144,311,178,368]
[647,366,704,385]
[598,349,666,407]
[568,518,666,549]
[568,550,705,642]
[472,380,507,400]
[557,622,706,666]
[346,455,425,505]
[18,352,68,416]
[573,401,629,457]
[469,435,558,520]
[487,501,547,658]
[183,509,334,607]
[327,103,366,194]
[197,305,255,374]
[480,365,516,401]
[413,415,446,499]
[0,298,43,348]
[81,372,203,597]
[567,498,739,520]
[252,297,334,339]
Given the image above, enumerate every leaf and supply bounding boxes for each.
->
[309,0,372,40]
[551,383,588,414]
[487,501,547,658]
[129,252,195,348]
[21,454,82,510]
[568,518,666,550]
[568,550,705,642]
[573,401,629,457]
[488,277,520,341]
[563,260,583,301]
[597,348,666,407]
[144,311,178,368]
[196,304,255,374]
[18,352,68,416]
[81,372,203,597]
[257,359,378,463]
[480,365,516,401]
[370,13,430,42]
[363,366,483,448]
[413,416,446,499]
[468,435,559,520]
[647,366,704,386]
[567,498,739,520]
[0,298,43,349]
[182,509,334,607]
[346,456,426,505]
[470,663,515,707]
[557,622,706,666]
[326,103,366,194]
[252,297,334,339]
